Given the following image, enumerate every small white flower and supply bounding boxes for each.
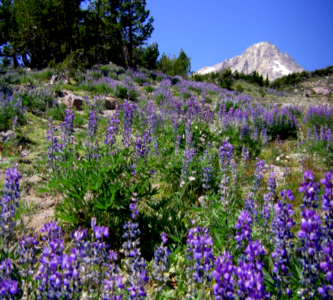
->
[189,176,196,181]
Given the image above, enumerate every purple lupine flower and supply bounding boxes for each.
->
[299,170,320,210]
[152,233,171,293]
[0,259,20,299]
[253,159,265,192]
[105,110,120,154]
[320,126,326,141]
[186,226,214,299]
[321,171,333,243]
[297,209,322,298]
[212,252,235,300]
[121,196,147,299]
[219,174,230,205]
[0,167,20,243]
[180,148,196,187]
[306,128,311,142]
[46,117,63,170]
[36,221,70,299]
[244,192,258,221]
[88,109,98,140]
[202,149,213,190]
[318,242,333,299]
[261,126,268,145]
[17,234,38,297]
[245,240,265,269]
[236,260,270,299]
[313,126,319,141]
[230,159,237,193]
[218,140,233,173]
[122,100,136,148]
[61,109,75,147]
[271,190,295,297]
[235,211,252,249]
[12,116,18,131]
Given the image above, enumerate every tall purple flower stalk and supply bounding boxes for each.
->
[46,117,63,170]
[212,252,235,300]
[0,167,20,246]
[218,140,233,173]
[180,120,195,187]
[202,149,213,190]
[121,195,148,299]
[0,258,20,299]
[321,171,333,243]
[105,109,120,154]
[299,170,320,210]
[297,209,322,299]
[61,109,75,148]
[271,189,295,297]
[253,159,265,192]
[122,100,136,148]
[235,240,270,300]
[186,224,214,300]
[235,211,252,250]
[17,234,38,298]
[318,242,333,299]
[152,233,171,293]
[244,192,258,221]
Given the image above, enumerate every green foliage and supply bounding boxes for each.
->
[48,149,158,248]
[266,117,298,140]
[136,42,159,70]
[0,101,25,131]
[235,84,244,93]
[142,86,155,93]
[157,49,191,78]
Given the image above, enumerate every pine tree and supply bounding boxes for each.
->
[119,0,154,68]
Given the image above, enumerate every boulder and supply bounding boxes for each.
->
[105,97,117,110]
[313,87,331,96]
[62,94,85,110]
[0,130,16,143]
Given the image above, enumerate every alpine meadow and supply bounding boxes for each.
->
[0,1,333,299]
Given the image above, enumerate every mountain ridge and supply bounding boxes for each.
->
[196,42,304,81]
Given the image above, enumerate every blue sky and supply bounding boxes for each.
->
[145,0,333,72]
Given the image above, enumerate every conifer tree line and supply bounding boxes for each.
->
[0,0,162,70]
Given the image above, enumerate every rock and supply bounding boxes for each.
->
[313,87,331,96]
[105,97,117,110]
[0,130,16,143]
[306,89,314,95]
[0,170,6,182]
[62,94,85,110]
[274,103,282,107]
[322,96,329,102]
[49,74,58,85]
[26,175,42,183]
[281,103,293,108]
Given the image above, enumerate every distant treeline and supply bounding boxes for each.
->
[269,65,333,90]
[191,69,269,90]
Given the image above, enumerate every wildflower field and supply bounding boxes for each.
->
[0,65,332,299]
